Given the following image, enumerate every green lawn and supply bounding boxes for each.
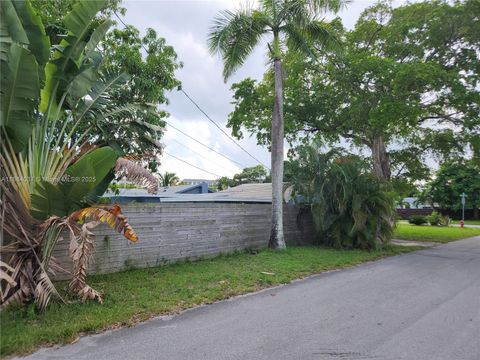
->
[394,224,480,243]
[1,245,417,357]
[451,220,480,225]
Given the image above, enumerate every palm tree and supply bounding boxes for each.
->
[208,0,346,249]
[160,172,180,187]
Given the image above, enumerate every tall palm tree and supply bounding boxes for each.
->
[160,172,180,187]
[208,0,346,249]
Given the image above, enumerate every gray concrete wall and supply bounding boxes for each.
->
[52,202,314,277]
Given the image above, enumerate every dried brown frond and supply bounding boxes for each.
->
[68,221,103,303]
[114,157,158,193]
[0,181,65,310]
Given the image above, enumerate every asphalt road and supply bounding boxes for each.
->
[20,237,480,360]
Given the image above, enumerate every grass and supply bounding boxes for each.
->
[451,219,480,225]
[0,245,418,357]
[394,224,480,243]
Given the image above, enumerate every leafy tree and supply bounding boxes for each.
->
[216,166,268,191]
[232,165,267,185]
[31,0,182,163]
[160,172,180,187]
[95,25,182,163]
[288,145,396,249]
[228,0,479,182]
[421,160,480,219]
[217,176,233,191]
[208,0,346,249]
[28,0,125,45]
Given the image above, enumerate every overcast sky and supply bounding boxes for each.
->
[122,0,406,180]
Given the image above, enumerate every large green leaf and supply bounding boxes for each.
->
[0,0,28,46]
[31,181,70,220]
[67,19,113,104]
[39,0,107,114]
[30,146,118,220]
[11,0,49,84]
[61,146,118,213]
[85,19,113,55]
[0,43,39,152]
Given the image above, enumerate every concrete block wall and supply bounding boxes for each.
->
[52,202,314,277]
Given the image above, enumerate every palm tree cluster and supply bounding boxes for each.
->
[208,0,346,249]
[0,0,157,309]
[287,146,396,250]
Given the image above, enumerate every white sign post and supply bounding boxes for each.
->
[460,193,467,227]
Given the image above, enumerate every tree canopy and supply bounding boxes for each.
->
[227,0,480,184]
[217,165,268,190]
[420,160,480,219]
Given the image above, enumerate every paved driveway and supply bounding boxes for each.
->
[19,237,480,360]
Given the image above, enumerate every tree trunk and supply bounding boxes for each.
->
[268,58,286,250]
[371,134,391,180]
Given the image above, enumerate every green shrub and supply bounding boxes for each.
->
[288,146,396,250]
[439,214,451,227]
[426,211,452,226]
[427,211,442,226]
[409,215,428,225]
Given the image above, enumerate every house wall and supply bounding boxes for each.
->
[52,202,314,278]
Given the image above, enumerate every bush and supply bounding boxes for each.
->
[409,215,428,225]
[288,146,396,250]
[427,211,442,226]
[440,215,451,227]
[427,211,451,226]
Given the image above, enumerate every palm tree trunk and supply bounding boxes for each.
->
[269,58,286,250]
[372,134,391,180]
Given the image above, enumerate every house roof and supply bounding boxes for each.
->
[217,183,272,200]
[106,182,211,200]
[106,182,280,203]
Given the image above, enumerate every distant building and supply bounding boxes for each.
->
[182,178,218,186]
[106,182,213,203]
[397,197,436,209]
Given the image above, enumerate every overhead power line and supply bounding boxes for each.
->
[163,133,241,172]
[113,10,270,171]
[164,120,246,168]
[163,150,222,178]
[179,89,269,169]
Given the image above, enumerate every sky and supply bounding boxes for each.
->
[122,0,406,180]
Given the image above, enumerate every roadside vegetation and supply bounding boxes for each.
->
[394,224,480,243]
[1,245,418,357]
[287,146,396,250]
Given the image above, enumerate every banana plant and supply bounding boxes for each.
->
[0,0,157,309]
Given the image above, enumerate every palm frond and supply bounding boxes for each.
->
[307,0,350,14]
[69,205,138,243]
[285,19,340,58]
[67,221,103,303]
[67,205,138,302]
[74,69,130,122]
[208,8,269,81]
[114,158,159,194]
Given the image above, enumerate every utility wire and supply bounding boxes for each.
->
[163,150,222,178]
[113,10,270,170]
[179,89,269,169]
[163,133,241,172]
[164,120,246,168]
